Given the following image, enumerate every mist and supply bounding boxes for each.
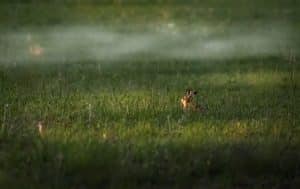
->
[0,23,296,64]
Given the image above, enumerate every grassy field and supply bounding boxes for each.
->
[0,1,300,189]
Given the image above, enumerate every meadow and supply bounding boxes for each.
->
[0,1,300,188]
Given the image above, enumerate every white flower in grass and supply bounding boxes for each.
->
[37,121,44,136]
[102,132,107,139]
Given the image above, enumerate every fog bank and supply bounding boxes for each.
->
[0,23,296,64]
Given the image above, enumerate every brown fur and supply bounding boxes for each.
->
[180,89,205,112]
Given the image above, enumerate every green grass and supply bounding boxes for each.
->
[1,2,300,189]
[1,57,299,188]
[1,2,299,30]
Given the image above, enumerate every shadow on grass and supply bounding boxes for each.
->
[1,129,300,189]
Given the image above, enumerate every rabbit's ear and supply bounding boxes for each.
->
[185,88,191,94]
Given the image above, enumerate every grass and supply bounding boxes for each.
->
[0,1,300,188]
[1,57,299,188]
[1,2,299,30]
